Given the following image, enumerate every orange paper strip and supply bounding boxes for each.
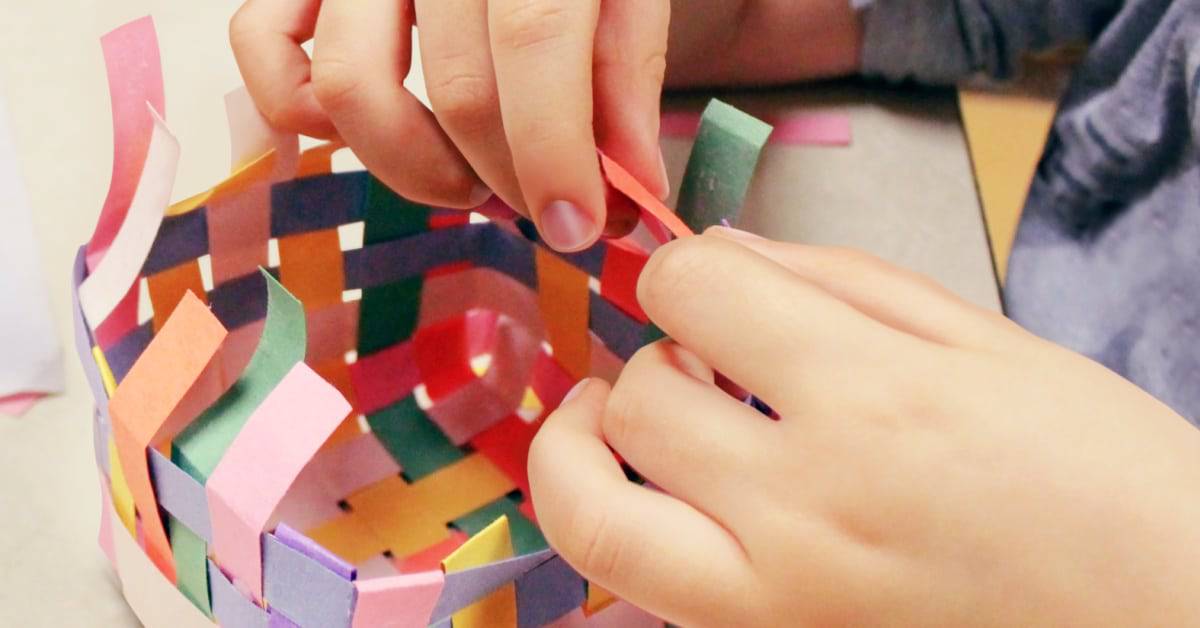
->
[535,248,592,379]
[278,228,345,311]
[146,261,207,332]
[108,292,229,583]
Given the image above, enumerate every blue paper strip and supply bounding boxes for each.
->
[270,172,368,237]
[103,322,152,383]
[208,269,273,330]
[143,208,209,275]
[345,223,485,290]
[588,293,646,361]
[474,226,537,289]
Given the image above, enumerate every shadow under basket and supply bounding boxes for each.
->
[73,15,773,628]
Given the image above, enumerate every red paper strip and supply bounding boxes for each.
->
[599,240,650,323]
[599,153,692,241]
[349,340,421,415]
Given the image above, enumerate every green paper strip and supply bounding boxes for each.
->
[358,176,429,356]
[173,270,306,481]
[364,174,430,245]
[367,395,462,481]
[169,515,212,617]
[357,275,423,357]
[452,497,547,555]
[675,99,773,232]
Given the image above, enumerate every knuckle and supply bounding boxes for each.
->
[428,70,498,133]
[563,505,626,582]
[310,56,365,115]
[493,1,575,53]
[228,5,257,49]
[595,46,668,87]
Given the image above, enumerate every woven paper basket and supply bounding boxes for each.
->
[71,16,771,628]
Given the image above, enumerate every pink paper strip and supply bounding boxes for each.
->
[658,111,701,139]
[273,433,401,531]
[352,571,445,628]
[660,111,852,146]
[98,476,117,568]
[770,112,852,146]
[86,16,165,270]
[0,392,44,416]
[207,362,352,602]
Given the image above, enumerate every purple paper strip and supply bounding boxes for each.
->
[103,322,152,383]
[143,208,209,275]
[346,223,485,290]
[148,448,213,542]
[430,549,556,623]
[270,172,368,237]
[71,248,110,412]
[268,609,301,628]
[562,243,607,278]
[588,293,645,361]
[209,560,269,628]
[516,556,586,628]
[93,408,110,475]
[209,269,271,330]
[474,225,537,289]
[274,522,355,580]
[263,531,356,628]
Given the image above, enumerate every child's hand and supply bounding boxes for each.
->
[230,0,671,251]
[529,228,1200,627]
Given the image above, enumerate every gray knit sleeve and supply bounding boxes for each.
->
[856,0,1121,84]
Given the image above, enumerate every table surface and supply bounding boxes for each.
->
[0,2,998,625]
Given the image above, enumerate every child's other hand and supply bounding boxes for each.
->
[529,228,1200,627]
[230,0,670,252]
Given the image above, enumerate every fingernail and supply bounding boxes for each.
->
[710,225,764,241]
[468,183,494,207]
[656,149,670,200]
[561,378,593,405]
[540,200,600,252]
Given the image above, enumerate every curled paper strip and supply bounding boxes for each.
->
[87,16,166,269]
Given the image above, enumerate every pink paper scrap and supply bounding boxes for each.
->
[661,110,852,146]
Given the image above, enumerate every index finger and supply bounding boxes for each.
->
[229,0,337,138]
[488,0,606,252]
[637,234,926,415]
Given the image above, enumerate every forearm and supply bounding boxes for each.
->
[665,0,863,88]
[664,0,1120,89]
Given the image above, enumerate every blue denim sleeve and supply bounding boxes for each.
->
[856,0,1121,83]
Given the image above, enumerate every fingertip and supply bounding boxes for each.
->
[537,199,602,252]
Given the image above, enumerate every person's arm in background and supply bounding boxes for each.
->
[664,0,1122,89]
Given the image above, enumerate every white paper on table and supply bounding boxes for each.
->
[0,87,64,402]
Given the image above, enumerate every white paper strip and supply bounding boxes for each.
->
[0,88,64,402]
[77,103,179,329]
